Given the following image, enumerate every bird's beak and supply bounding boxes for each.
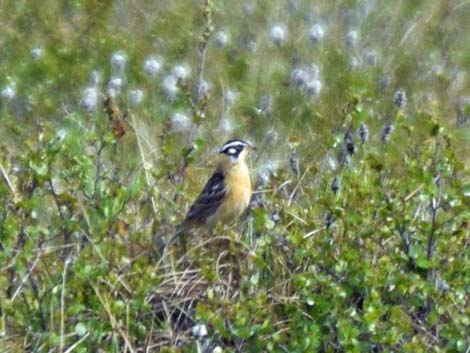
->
[247,144,257,152]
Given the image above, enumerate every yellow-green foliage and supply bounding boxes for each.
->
[1,1,470,352]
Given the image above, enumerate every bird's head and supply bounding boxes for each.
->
[218,139,256,166]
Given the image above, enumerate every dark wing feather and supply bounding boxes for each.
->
[167,168,226,249]
[184,168,226,224]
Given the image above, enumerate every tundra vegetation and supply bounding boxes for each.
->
[1,1,470,352]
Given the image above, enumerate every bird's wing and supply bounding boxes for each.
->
[184,167,226,225]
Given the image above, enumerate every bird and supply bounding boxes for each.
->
[167,139,256,248]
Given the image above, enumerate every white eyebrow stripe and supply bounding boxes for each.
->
[222,141,246,150]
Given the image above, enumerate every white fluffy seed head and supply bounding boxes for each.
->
[358,123,369,144]
[214,30,230,48]
[128,89,144,107]
[171,63,191,81]
[244,37,258,52]
[289,68,309,88]
[394,89,407,109]
[1,84,16,101]
[191,324,208,339]
[305,79,322,97]
[257,160,278,186]
[170,112,192,133]
[80,86,99,113]
[196,79,211,100]
[224,89,238,108]
[363,49,379,66]
[56,129,67,142]
[143,56,163,77]
[349,56,359,69]
[268,24,287,46]
[308,23,326,43]
[111,51,127,73]
[31,46,43,60]
[162,75,179,100]
[107,77,124,97]
[289,65,319,88]
[345,30,359,49]
[327,156,338,172]
[88,70,101,86]
[212,346,223,353]
[381,122,394,143]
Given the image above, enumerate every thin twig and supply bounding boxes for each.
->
[130,114,158,215]
[288,166,311,206]
[0,162,15,196]
[63,332,90,353]
[93,286,136,353]
[10,255,41,301]
[59,259,71,353]
[303,226,327,239]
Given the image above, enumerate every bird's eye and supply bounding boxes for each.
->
[228,147,237,155]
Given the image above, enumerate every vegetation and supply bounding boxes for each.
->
[1,0,470,352]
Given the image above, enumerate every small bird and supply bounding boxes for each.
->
[168,139,256,247]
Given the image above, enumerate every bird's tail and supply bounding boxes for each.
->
[164,222,187,250]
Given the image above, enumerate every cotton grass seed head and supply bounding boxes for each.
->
[268,24,287,46]
[128,89,144,107]
[381,122,394,143]
[289,65,320,90]
[305,79,322,97]
[107,77,125,97]
[170,112,192,133]
[1,84,16,101]
[143,56,163,77]
[171,63,191,81]
[327,156,338,172]
[31,46,43,60]
[224,89,238,108]
[88,70,102,86]
[56,129,67,142]
[191,324,208,339]
[214,30,230,48]
[196,79,211,100]
[331,175,340,194]
[363,49,379,66]
[110,51,127,74]
[394,89,407,109]
[308,23,326,43]
[80,86,98,113]
[349,56,359,69]
[212,346,223,353]
[358,123,369,144]
[243,36,258,52]
[257,160,280,187]
[162,75,179,100]
[289,68,309,88]
[345,30,359,49]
